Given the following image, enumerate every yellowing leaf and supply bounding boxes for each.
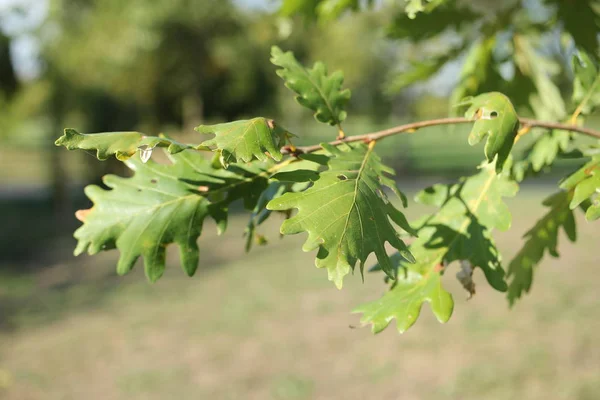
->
[354,267,453,333]
[356,162,518,334]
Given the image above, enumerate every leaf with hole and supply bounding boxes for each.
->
[267,143,415,288]
[458,92,520,173]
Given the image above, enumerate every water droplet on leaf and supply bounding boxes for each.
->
[139,145,153,163]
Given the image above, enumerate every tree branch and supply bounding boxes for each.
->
[284,117,600,154]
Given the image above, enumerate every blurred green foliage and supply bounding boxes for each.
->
[0,0,598,199]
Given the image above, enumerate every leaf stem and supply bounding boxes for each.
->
[285,117,600,154]
[337,123,346,140]
[570,73,600,124]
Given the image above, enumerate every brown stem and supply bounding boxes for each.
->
[284,117,600,154]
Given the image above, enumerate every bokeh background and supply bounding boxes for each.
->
[0,0,599,399]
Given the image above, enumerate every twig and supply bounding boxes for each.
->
[283,117,600,154]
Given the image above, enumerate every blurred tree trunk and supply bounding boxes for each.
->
[0,32,18,98]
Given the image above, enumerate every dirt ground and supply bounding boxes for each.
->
[1,188,599,400]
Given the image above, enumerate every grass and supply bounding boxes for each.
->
[0,186,599,400]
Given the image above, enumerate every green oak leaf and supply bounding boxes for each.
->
[560,155,600,221]
[514,36,567,120]
[506,191,577,305]
[354,267,452,333]
[459,92,520,173]
[511,50,599,180]
[404,0,447,18]
[74,151,269,282]
[246,155,327,251]
[572,50,600,116]
[267,142,415,288]
[529,130,572,172]
[271,46,351,127]
[356,162,518,334]
[55,129,199,161]
[196,118,289,167]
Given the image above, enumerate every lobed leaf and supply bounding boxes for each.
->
[196,118,290,167]
[506,192,577,305]
[560,155,600,221]
[271,46,351,127]
[267,142,415,288]
[245,154,325,251]
[459,92,520,173]
[55,129,200,161]
[354,266,453,334]
[73,151,269,282]
[356,162,518,333]
[511,50,599,180]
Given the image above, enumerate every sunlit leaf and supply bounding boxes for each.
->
[458,92,520,173]
[73,151,269,282]
[55,129,201,161]
[560,155,600,221]
[267,142,415,288]
[196,118,289,166]
[355,162,518,333]
[271,46,351,126]
[245,156,325,251]
[354,266,452,333]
